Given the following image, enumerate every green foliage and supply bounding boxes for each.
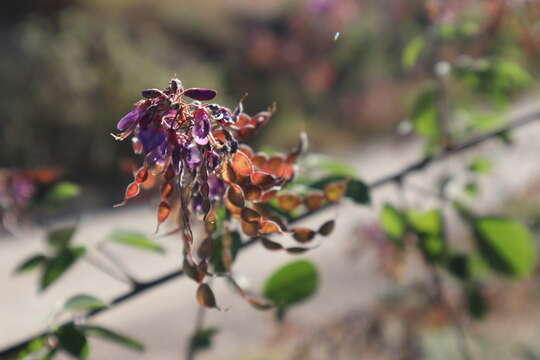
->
[210,231,241,274]
[407,209,447,263]
[303,154,358,177]
[81,325,144,352]
[410,87,440,151]
[465,285,488,320]
[41,247,86,291]
[402,36,425,69]
[15,254,47,274]
[473,217,537,277]
[108,231,164,254]
[64,294,107,312]
[468,156,492,174]
[263,260,319,318]
[189,327,218,356]
[55,324,89,359]
[44,182,81,207]
[380,204,406,246]
[47,226,77,250]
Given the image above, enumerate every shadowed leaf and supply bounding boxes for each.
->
[41,247,86,291]
[47,226,77,251]
[318,220,335,236]
[56,324,89,359]
[82,325,144,352]
[189,327,218,356]
[15,254,47,274]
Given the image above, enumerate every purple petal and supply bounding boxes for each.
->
[117,108,142,131]
[208,175,226,199]
[186,144,201,169]
[137,127,166,154]
[193,109,211,145]
[183,88,217,101]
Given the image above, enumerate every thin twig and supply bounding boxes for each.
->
[97,242,139,286]
[2,108,540,357]
[82,255,132,285]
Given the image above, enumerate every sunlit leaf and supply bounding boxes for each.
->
[82,325,144,352]
[263,260,319,316]
[108,231,164,254]
[44,182,81,206]
[15,254,47,274]
[473,217,537,277]
[407,209,443,236]
[402,36,425,69]
[41,247,86,291]
[468,156,492,174]
[64,294,107,312]
[56,324,89,359]
[380,204,406,245]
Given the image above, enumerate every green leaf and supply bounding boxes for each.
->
[56,324,89,359]
[44,182,81,206]
[108,231,164,254]
[15,254,47,274]
[446,253,470,281]
[47,226,77,251]
[410,87,439,145]
[380,204,406,246]
[17,337,46,359]
[473,217,537,277]
[464,182,479,197]
[64,294,107,312]
[465,286,488,320]
[82,325,144,352]
[189,327,218,355]
[309,176,370,205]
[407,209,443,236]
[40,247,86,291]
[210,231,241,274]
[419,235,447,263]
[304,154,357,177]
[402,36,425,68]
[263,260,319,315]
[468,156,492,174]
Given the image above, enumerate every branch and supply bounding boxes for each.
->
[2,107,540,357]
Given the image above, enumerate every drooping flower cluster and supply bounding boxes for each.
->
[113,79,337,309]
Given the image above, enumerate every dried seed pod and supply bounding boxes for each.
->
[278,194,302,212]
[259,220,281,234]
[196,283,221,309]
[226,184,245,208]
[260,237,283,250]
[292,228,316,243]
[161,182,174,199]
[135,167,149,183]
[304,192,325,211]
[318,220,335,236]
[241,207,261,223]
[324,181,347,203]
[241,220,259,237]
[157,201,171,224]
[231,151,253,177]
[251,171,275,190]
[114,182,140,207]
[244,184,262,201]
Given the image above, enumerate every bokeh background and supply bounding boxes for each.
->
[4,0,540,359]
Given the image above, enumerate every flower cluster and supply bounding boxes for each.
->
[113,79,339,309]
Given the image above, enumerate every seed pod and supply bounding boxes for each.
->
[318,220,335,236]
[292,228,316,243]
[278,194,302,212]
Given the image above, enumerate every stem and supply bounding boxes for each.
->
[97,243,139,286]
[82,255,131,285]
[2,108,540,356]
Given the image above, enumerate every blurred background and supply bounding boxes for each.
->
[4,0,540,359]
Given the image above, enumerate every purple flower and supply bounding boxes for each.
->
[171,147,184,175]
[193,109,211,145]
[186,144,201,169]
[183,88,217,101]
[208,175,226,199]
[117,108,142,131]
[137,127,166,154]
